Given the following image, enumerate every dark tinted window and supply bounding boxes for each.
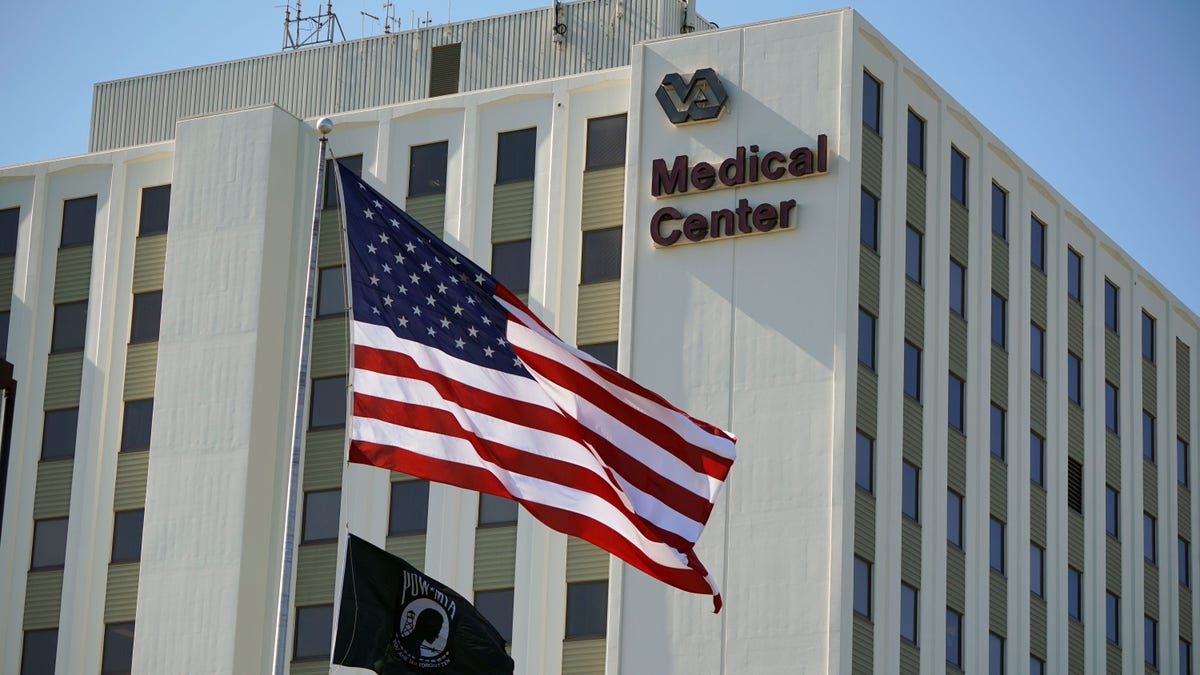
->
[101,623,135,674]
[31,517,68,570]
[860,190,879,251]
[1142,311,1155,362]
[474,588,514,644]
[120,399,153,452]
[907,109,924,169]
[950,147,968,206]
[1030,432,1045,487]
[491,239,531,294]
[111,510,144,563]
[1180,438,1190,488]
[1106,592,1120,644]
[1068,566,1082,620]
[990,404,1006,460]
[903,342,921,401]
[301,490,340,543]
[949,259,966,317]
[61,195,97,247]
[42,408,78,460]
[1068,352,1082,405]
[129,291,161,343]
[1144,411,1156,462]
[948,373,965,431]
[579,342,617,369]
[293,605,333,660]
[21,628,57,675]
[478,492,518,527]
[900,583,918,642]
[1104,280,1119,332]
[0,310,8,359]
[1106,382,1119,434]
[1067,248,1082,301]
[1146,616,1158,668]
[1145,512,1157,563]
[1031,656,1045,675]
[1030,216,1046,272]
[1181,537,1191,587]
[309,376,345,429]
[496,127,537,184]
[858,308,876,370]
[988,632,1004,675]
[991,292,1006,348]
[905,226,922,284]
[390,480,430,535]
[138,184,171,236]
[947,490,963,548]
[991,183,1007,240]
[1106,485,1120,538]
[52,301,88,353]
[853,555,871,618]
[409,142,449,197]
[902,461,919,522]
[1183,639,1193,675]
[585,115,627,170]
[1031,543,1044,597]
[862,72,881,133]
[324,155,363,209]
[855,431,873,494]
[1030,323,1045,378]
[317,267,345,317]
[580,227,621,283]
[565,580,608,638]
[946,608,962,667]
[0,206,19,256]
[990,517,1005,573]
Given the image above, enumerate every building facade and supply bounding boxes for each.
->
[0,3,1197,674]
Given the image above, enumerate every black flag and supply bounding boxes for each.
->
[334,534,515,674]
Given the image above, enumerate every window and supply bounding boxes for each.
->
[1068,566,1082,620]
[1067,458,1083,514]
[1144,411,1156,462]
[949,259,966,317]
[1181,438,1191,488]
[991,183,1007,240]
[101,623,134,675]
[120,399,153,452]
[1030,656,1045,675]
[111,510,144,563]
[41,408,79,460]
[316,267,345,317]
[31,517,68,570]
[990,517,1006,574]
[565,580,608,638]
[902,461,920,522]
[474,588,514,644]
[1030,543,1044,598]
[862,72,881,133]
[989,632,1004,675]
[948,490,964,548]
[323,154,362,209]
[1181,537,1191,587]
[900,583,918,642]
[1106,382,1119,435]
[858,308,876,370]
[948,373,965,432]
[491,239,531,294]
[946,608,963,667]
[1106,592,1120,644]
[1030,323,1045,377]
[0,206,18,255]
[950,147,968,206]
[991,292,1006,348]
[580,227,621,283]
[1146,615,1158,668]
[905,225,923,284]
[409,141,449,197]
[853,555,872,619]
[579,342,617,370]
[1030,216,1046,272]
[52,301,88,353]
[1184,639,1194,675]
[1067,247,1082,302]
[1030,432,1045,488]
[428,43,462,97]
[309,376,345,429]
[0,310,8,358]
[1142,311,1156,362]
[1067,352,1082,405]
[585,114,627,170]
[61,195,97,247]
[907,109,925,169]
[21,628,57,675]
[904,342,922,401]
[478,492,518,527]
[129,291,162,343]
[293,605,334,660]
[1106,486,1119,538]
[138,184,171,235]
[855,431,874,494]
[1145,512,1157,564]
[302,490,340,543]
[1104,279,1119,333]
[390,480,430,535]
[496,127,536,184]
[860,189,879,251]
[990,404,1006,461]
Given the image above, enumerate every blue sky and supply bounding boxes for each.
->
[3,0,1197,310]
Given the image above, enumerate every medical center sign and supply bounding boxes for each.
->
[650,68,829,247]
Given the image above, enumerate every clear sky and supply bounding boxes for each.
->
[2,0,1197,310]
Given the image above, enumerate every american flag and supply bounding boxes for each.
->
[335,161,736,611]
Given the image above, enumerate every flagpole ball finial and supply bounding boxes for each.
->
[317,117,334,136]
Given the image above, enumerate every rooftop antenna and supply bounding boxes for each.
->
[281,0,346,50]
[382,0,397,33]
[360,9,380,38]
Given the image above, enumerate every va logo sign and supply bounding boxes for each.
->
[655,68,728,125]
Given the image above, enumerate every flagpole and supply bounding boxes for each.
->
[274,117,334,675]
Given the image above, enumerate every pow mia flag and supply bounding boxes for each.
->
[334,534,514,674]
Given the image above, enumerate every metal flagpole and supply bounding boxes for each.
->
[274,117,334,675]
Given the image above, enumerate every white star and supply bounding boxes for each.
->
[373,199,383,208]
[405,242,416,252]
[449,276,459,285]
[409,272,420,283]
[440,318,451,329]
[397,284,408,295]
[394,252,405,264]
[390,218,401,228]
[378,232,389,244]
[482,316,492,326]
[383,295,393,306]
[450,256,460,265]
[434,257,443,265]
[382,263,392,274]
[483,346,495,358]
[412,306,422,316]
[466,296,476,305]
[363,209,375,220]
[451,304,464,316]
[427,327,437,337]
[467,326,479,337]
[372,306,380,315]
[357,182,366,190]
[421,262,433,273]
[398,317,408,328]
[367,243,377,254]
[455,338,466,349]
[475,273,486,284]
[425,295,437,306]
[369,274,380,286]
[436,282,448,294]
[497,337,508,346]
[513,358,521,367]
